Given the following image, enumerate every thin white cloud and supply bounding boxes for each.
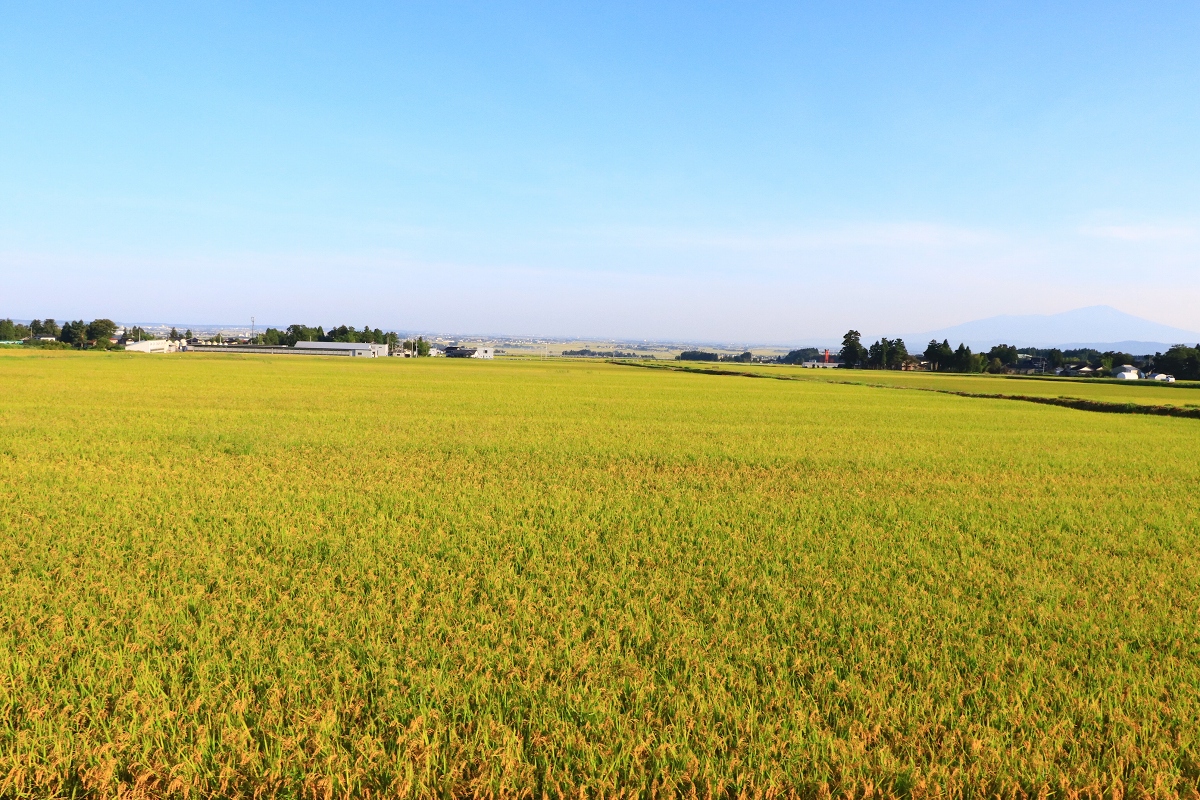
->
[593,222,1001,252]
[1078,223,1197,242]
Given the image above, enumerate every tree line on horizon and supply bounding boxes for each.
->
[0,318,126,348]
[255,325,431,355]
[835,330,1200,379]
[257,324,393,347]
[0,318,429,354]
[1,317,191,348]
[4,316,1199,378]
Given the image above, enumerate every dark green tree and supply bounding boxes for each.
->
[1102,351,1136,370]
[779,348,820,365]
[986,344,1019,367]
[86,319,118,342]
[1153,345,1200,380]
[868,338,910,369]
[866,337,890,369]
[839,330,866,368]
[923,339,954,371]
[284,325,323,346]
[949,343,980,373]
[0,319,16,340]
[59,320,87,347]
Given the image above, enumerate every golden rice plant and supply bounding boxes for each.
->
[0,351,1198,797]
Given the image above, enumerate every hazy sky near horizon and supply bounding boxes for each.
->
[2,2,1199,342]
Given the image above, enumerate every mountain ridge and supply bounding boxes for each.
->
[905,306,1200,352]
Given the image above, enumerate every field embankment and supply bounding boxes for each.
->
[638,360,1200,412]
[1,351,1198,797]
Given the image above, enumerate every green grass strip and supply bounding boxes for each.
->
[611,360,1200,419]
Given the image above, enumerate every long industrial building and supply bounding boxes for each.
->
[186,342,389,357]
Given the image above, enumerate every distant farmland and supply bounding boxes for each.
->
[1,351,1198,797]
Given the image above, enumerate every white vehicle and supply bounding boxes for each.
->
[1149,373,1176,383]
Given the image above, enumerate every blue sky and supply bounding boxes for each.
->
[2,2,1198,342]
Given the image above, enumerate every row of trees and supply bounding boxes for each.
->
[919,338,986,373]
[0,319,30,340]
[679,348,828,364]
[256,325,398,348]
[401,337,431,356]
[56,319,121,348]
[842,331,1079,373]
[839,331,922,370]
[869,337,910,369]
[1155,345,1200,380]
[837,329,1200,377]
[677,350,754,362]
[1010,347,1140,371]
[3,319,413,352]
[1,318,123,348]
[779,348,821,364]
[252,325,439,355]
[31,319,61,338]
[843,331,1117,374]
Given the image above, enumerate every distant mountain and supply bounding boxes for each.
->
[908,306,1200,352]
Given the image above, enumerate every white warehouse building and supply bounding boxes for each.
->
[1113,365,1141,380]
[294,341,389,357]
[443,345,494,359]
[125,339,180,353]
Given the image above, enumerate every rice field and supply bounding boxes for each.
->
[2,350,1199,798]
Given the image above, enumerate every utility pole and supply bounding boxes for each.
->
[252,316,255,343]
